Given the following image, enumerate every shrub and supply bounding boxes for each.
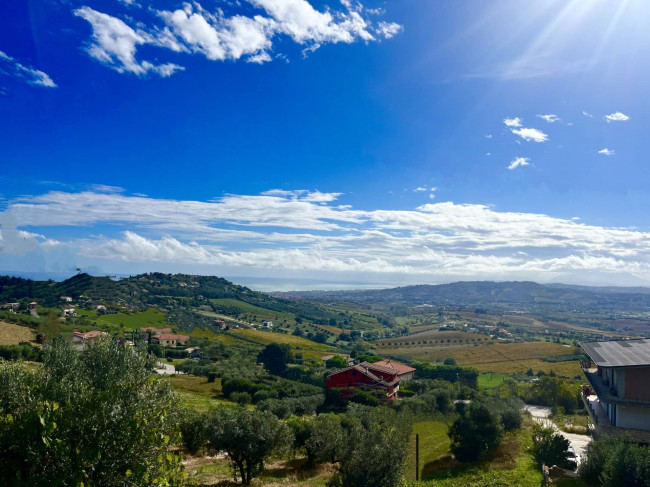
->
[449,403,503,461]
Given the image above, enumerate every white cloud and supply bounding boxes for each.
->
[74,7,184,77]
[503,117,522,128]
[511,127,548,143]
[507,157,530,170]
[8,189,650,284]
[598,148,615,156]
[582,111,593,118]
[485,134,492,139]
[0,51,57,88]
[73,1,401,76]
[428,193,435,200]
[537,114,559,123]
[375,21,402,39]
[604,112,630,122]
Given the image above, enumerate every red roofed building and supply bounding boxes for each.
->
[72,330,108,347]
[151,334,189,347]
[326,362,401,400]
[370,360,416,381]
[140,327,173,334]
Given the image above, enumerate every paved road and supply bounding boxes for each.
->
[523,405,591,466]
[155,362,179,375]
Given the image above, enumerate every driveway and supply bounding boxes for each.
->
[523,405,591,465]
[155,361,179,375]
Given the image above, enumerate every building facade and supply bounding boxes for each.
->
[580,339,650,443]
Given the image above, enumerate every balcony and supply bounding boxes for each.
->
[581,361,650,407]
[582,386,650,444]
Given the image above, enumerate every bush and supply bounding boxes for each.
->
[0,337,183,486]
[449,403,503,461]
[532,424,574,469]
[579,435,650,486]
[231,391,252,405]
[179,409,207,455]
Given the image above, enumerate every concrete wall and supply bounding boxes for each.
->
[617,404,650,431]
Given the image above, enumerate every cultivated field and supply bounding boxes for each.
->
[78,308,168,330]
[0,321,35,345]
[231,329,333,350]
[378,331,493,347]
[377,341,583,377]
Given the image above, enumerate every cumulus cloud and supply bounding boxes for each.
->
[511,127,548,143]
[74,7,184,77]
[6,188,650,283]
[503,117,522,128]
[507,157,530,170]
[73,1,401,75]
[604,112,630,122]
[598,148,615,156]
[537,114,559,123]
[0,51,57,88]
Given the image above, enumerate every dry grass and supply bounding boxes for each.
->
[232,329,332,350]
[0,321,35,346]
[377,341,583,377]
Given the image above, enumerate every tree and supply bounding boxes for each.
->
[206,407,292,485]
[257,343,292,375]
[326,355,348,368]
[579,435,650,487]
[330,406,412,487]
[0,337,183,486]
[443,357,457,366]
[305,414,347,465]
[448,403,503,461]
[532,424,574,469]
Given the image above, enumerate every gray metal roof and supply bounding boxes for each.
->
[581,339,650,367]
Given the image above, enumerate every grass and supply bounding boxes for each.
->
[0,320,35,345]
[404,421,452,481]
[478,373,511,389]
[165,374,231,412]
[211,298,297,322]
[231,329,333,350]
[78,308,168,330]
[405,425,545,486]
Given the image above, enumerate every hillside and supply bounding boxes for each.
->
[271,280,650,312]
[0,273,361,333]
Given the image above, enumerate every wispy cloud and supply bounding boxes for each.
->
[6,188,650,283]
[604,112,630,122]
[0,51,57,88]
[507,157,530,170]
[72,0,402,77]
[598,148,615,156]
[582,111,593,118]
[503,117,522,128]
[511,127,548,143]
[537,114,559,123]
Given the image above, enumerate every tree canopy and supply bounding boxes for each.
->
[0,337,183,486]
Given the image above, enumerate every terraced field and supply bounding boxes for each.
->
[376,340,583,377]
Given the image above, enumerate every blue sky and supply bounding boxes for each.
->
[2,0,650,289]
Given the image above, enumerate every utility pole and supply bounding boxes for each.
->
[415,433,419,481]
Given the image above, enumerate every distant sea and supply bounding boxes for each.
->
[0,270,393,292]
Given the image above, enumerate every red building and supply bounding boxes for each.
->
[326,361,401,400]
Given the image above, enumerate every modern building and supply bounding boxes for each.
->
[580,339,650,443]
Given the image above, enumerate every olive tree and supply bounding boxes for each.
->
[0,337,183,486]
[206,406,292,485]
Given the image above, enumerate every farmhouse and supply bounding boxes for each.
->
[326,361,401,400]
[185,347,202,359]
[262,320,273,329]
[371,360,416,381]
[581,339,650,442]
[152,333,189,347]
[72,330,107,349]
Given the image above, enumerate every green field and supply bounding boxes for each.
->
[477,372,511,389]
[405,425,544,486]
[211,298,297,321]
[165,374,234,412]
[231,329,333,350]
[78,308,168,330]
